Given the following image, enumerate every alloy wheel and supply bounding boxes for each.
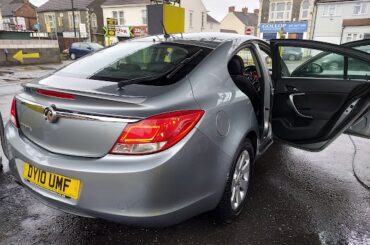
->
[230,150,251,210]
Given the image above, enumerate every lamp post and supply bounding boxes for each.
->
[71,0,77,38]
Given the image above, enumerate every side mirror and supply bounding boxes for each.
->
[306,63,323,74]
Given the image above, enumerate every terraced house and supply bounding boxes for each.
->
[257,0,316,40]
[37,0,105,48]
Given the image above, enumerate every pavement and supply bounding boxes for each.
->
[0,65,369,245]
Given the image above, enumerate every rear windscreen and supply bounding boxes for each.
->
[57,41,211,84]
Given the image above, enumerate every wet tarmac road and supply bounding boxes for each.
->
[1,135,369,244]
[0,82,370,244]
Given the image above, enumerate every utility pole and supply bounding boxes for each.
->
[71,0,77,38]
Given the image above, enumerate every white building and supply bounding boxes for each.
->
[0,8,3,31]
[313,0,370,44]
[205,14,220,32]
[101,0,217,43]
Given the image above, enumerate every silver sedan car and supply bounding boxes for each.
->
[2,34,370,227]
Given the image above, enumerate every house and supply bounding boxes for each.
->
[180,0,209,33]
[313,0,370,44]
[204,14,220,32]
[37,0,105,45]
[0,7,3,30]
[220,6,259,35]
[101,0,215,44]
[0,0,37,31]
[257,0,316,40]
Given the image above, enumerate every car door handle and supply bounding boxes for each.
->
[289,93,313,119]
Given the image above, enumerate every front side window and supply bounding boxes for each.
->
[57,42,211,84]
[281,46,370,81]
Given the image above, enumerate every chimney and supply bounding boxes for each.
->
[229,6,235,13]
[242,7,248,15]
[254,9,260,15]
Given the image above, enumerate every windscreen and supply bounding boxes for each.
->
[57,41,210,83]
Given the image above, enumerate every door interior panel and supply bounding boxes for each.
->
[272,78,359,141]
[270,39,370,151]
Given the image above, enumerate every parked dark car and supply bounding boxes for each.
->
[68,42,104,60]
[282,46,303,61]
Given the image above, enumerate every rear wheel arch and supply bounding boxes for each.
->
[245,130,257,156]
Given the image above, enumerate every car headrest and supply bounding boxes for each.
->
[118,63,141,72]
[228,55,245,75]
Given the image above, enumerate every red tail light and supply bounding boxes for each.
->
[10,97,19,128]
[111,110,204,155]
[36,89,75,100]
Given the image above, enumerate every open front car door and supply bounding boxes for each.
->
[270,39,370,151]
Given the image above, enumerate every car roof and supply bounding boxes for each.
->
[133,32,263,49]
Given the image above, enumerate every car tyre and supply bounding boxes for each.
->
[70,53,76,60]
[215,138,254,224]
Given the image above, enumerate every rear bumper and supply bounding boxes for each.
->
[5,123,232,227]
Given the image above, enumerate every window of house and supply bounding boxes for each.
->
[201,12,205,29]
[300,0,310,20]
[118,11,124,25]
[112,11,118,20]
[91,13,97,28]
[44,13,56,30]
[269,1,292,21]
[189,11,193,28]
[353,2,368,15]
[346,33,359,42]
[323,4,336,16]
[68,11,80,29]
[142,9,147,25]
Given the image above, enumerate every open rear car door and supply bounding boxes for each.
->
[270,39,370,151]
[342,39,370,138]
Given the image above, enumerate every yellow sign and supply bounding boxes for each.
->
[13,50,40,63]
[163,4,185,34]
[23,162,81,200]
[106,18,117,37]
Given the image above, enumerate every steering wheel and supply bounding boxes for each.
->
[244,65,260,92]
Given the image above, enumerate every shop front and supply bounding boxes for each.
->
[259,22,308,40]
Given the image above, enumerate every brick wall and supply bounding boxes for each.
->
[0,40,61,65]
[14,3,37,30]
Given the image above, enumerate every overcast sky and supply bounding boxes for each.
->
[30,0,259,22]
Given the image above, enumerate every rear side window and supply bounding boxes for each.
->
[58,42,211,84]
[280,46,370,81]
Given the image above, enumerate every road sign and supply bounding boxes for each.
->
[245,26,254,35]
[13,50,40,63]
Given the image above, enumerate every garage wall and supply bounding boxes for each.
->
[0,39,61,66]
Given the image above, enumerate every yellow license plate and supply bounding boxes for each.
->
[23,163,81,200]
